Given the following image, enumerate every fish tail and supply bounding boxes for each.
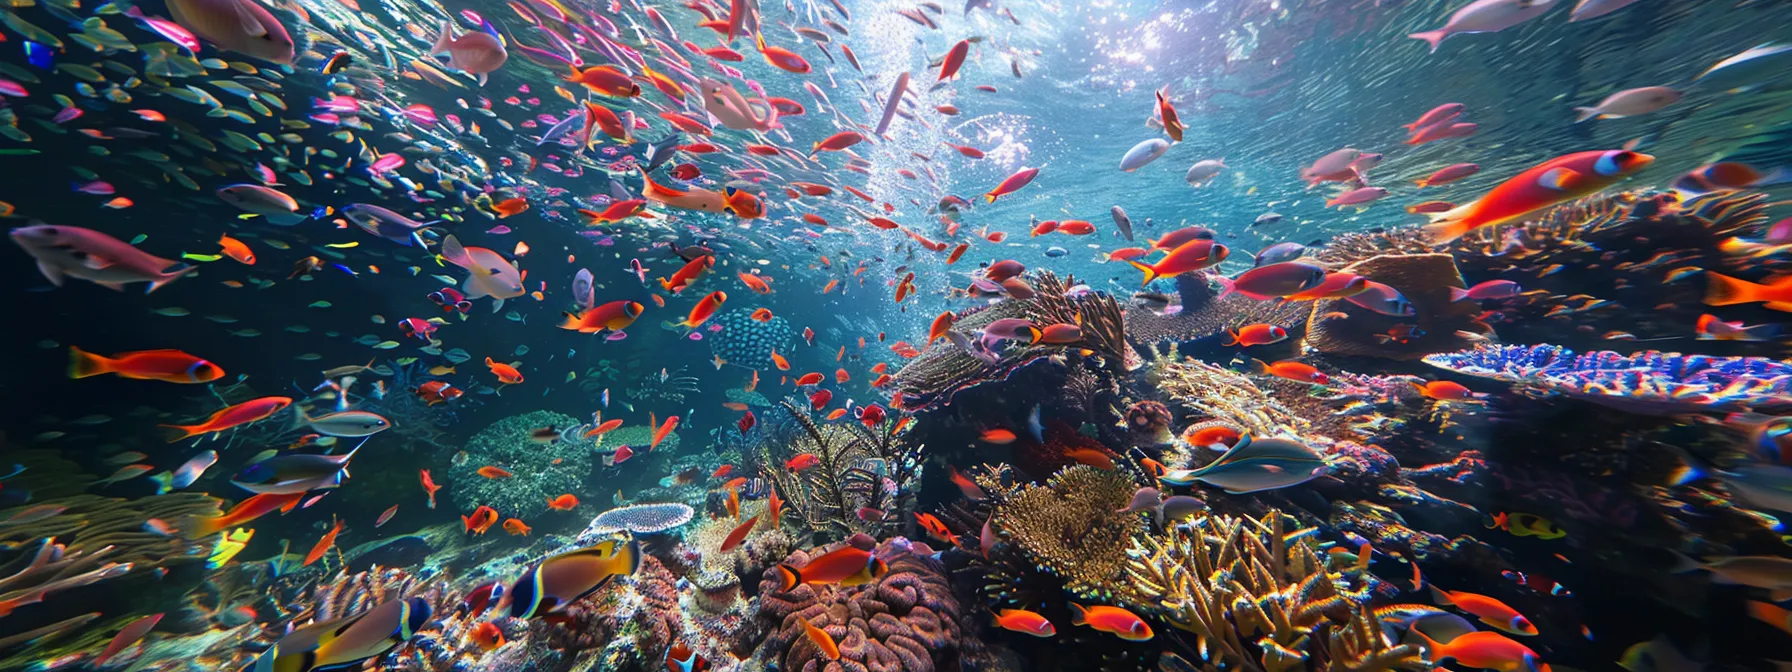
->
[1067,602,1088,626]
[156,423,198,443]
[439,234,473,269]
[1572,107,1602,123]
[1422,217,1478,246]
[1449,286,1470,302]
[67,346,112,379]
[1408,30,1448,54]
[1426,585,1453,606]
[778,564,802,592]
[431,20,455,56]
[1125,260,1159,287]
[1023,327,1043,345]
[183,514,226,539]
[1246,358,1270,375]
[1222,330,1240,347]
[1703,272,1772,306]
[1748,601,1792,636]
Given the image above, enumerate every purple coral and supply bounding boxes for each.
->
[754,538,962,672]
[1424,344,1792,414]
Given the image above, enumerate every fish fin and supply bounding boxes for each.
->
[1125,260,1159,287]
[431,20,455,56]
[439,234,472,269]
[1426,585,1453,606]
[156,424,196,443]
[1422,217,1479,246]
[66,346,110,379]
[1245,358,1270,375]
[1067,602,1088,626]
[1572,107,1603,123]
[778,564,801,592]
[490,297,505,313]
[1408,30,1448,54]
[96,281,129,292]
[477,73,487,86]
[1449,286,1470,302]
[1704,272,1766,306]
[35,260,66,287]
[1749,601,1792,637]
[232,2,267,37]
[1765,302,1792,312]
[1536,167,1583,191]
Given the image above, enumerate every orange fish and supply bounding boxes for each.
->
[720,514,760,552]
[1430,586,1539,636]
[777,545,887,591]
[462,505,499,534]
[492,197,529,218]
[980,428,1017,444]
[786,453,821,470]
[1413,380,1477,401]
[485,357,524,384]
[948,466,985,500]
[303,517,343,567]
[469,621,506,651]
[1185,425,1243,449]
[679,291,727,328]
[1247,359,1329,384]
[871,362,888,374]
[564,64,640,97]
[795,372,824,386]
[767,486,785,529]
[994,609,1056,637]
[1065,448,1115,470]
[218,234,255,264]
[1412,630,1548,672]
[583,418,624,437]
[834,368,850,383]
[192,492,302,537]
[927,311,955,345]
[800,617,841,660]
[738,272,772,293]
[477,466,513,479]
[1223,324,1288,347]
[1425,150,1653,244]
[157,396,292,442]
[68,347,225,384]
[915,512,958,546]
[712,465,735,479]
[651,415,679,451]
[1069,603,1153,641]
[502,518,532,535]
[420,469,443,509]
[750,307,774,322]
[822,279,839,294]
[546,494,579,510]
[771,349,791,370]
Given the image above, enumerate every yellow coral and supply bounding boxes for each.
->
[992,465,1149,604]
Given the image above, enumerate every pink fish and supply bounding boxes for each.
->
[0,79,28,97]
[1326,187,1390,208]
[52,107,83,124]
[314,96,361,113]
[368,153,405,175]
[1409,0,1556,54]
[163,0,294,63]
[74,181,116,195]
[1408,122,1478,144]
[403,104,438,126]
[124,6,201,54]
[1417,163,1480,187]
[1404,103,1465,131]
[1451,279,1522,302]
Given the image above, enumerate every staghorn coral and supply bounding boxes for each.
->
[1154,358,1308,437]
[991,465,1150,604]
[894,271,1137,411]
[1305,253,1485,360]
[1423,343,1792,414]
[754,539,962,672]
[1126,509,1430,672]
[439,410,594,519]
[758,400,921,542]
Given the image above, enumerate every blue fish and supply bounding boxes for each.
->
[23,41,53,70]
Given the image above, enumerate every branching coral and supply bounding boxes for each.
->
[894,271,1136,411]
[991,465,1150,604]
[1126,509,1429,672]
[0,493,218,569]
[1423,344,1792,414]
[758,400,921,542]
[438,410,592,518]
[753,539,963,672]
[1153,358,1308,437]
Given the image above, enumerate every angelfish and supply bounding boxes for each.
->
[245,596,431,672]
[500,538,641,618]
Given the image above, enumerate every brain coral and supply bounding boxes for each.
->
[754,539,963,672]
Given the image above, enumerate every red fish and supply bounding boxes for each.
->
[786,453,820,470]
[1425,150,1654,244]
[937,39,969,80]
[546,494,579,510]
[462,505,499,534]
[157,396,292,442]
[776,545,887,590]
[303,517,343,566]
[67,346,224,383]
[983,167,1039,203]
[1223,324,1288,347]
[720,514,760,551]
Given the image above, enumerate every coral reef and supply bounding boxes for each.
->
[757,400,922,541]
[1126,509,1429,672]
[991,465,1151,604]
[439,410,592,518]
[753,538,963,672]
[1125,273,1312,350]
[711,308,796,371]
[1423,344,1792,414]
[0,537,129,651]
[894,272,1137,411]
[1153,358,1307,437]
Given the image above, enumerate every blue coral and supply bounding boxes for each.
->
[1423,344,1792,414]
